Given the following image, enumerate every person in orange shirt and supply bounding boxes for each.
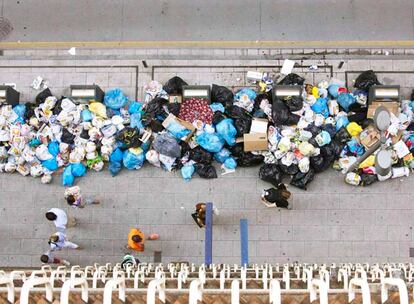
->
[127,228,159,252]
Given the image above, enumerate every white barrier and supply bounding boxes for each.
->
[20,271,53,304]
[60,270,88,304]
[302,268,312,290]
[338,268,349,290]
[147,278,166,304]
[381,278,408,304]
[269,279,281,304]
[309,279,328,304]
[50,265,67,289]
[189,279,203,304]
[0,270,15,303]
[231,280,240,304]
[348,278,371,304]
[103,273,126,304]
[282,267,290,290]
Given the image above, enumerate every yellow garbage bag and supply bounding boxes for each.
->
[89,102,107,118]
[312,86,319,98]
[346,122,363,137]
[359,155,375,168]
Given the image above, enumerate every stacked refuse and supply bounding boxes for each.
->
[0,71,413,189]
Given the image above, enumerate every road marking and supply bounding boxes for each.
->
[0,40,413,48]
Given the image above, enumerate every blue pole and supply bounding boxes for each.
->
[240,219,249,266]
[205,202,213,266]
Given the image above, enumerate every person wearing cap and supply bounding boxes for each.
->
[121,254,140,269]
[40,251,70,266]
[261,183,292,209]
[45,208,76,232]
[127,228,159,252]
[64,186,100,208]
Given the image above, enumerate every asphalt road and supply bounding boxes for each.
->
[0,0,413,44]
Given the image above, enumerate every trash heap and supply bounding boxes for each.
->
[0,71,413,189]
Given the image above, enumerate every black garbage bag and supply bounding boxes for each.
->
[24,102,37,120]
[253,93,271,113]
[80,129,90,140]
[278,73,305,85]
[226,105,252,136]
[180,141,191,157]
[259,164,283,186]
[310,145,335,172]
[262,184,290,208]
[153,133,181,158]
[411,89,414,101]
[211,84,233,107]
[320,124,336,138]
[331,140,345,159]
[278,163,299,176]
[212,111,226,125]
[167,102,181,116]
[354,70,381,91]
[236,152,264,167]
[141,114,164,133]
[360,173,378,186]
[334,128,351,144]
[52,98,63,115]
[189,146,213,164]
[61,128,75,145]
[305,124,322,137]
[229,143,244,157]
[145,97,169,118]
[163,76,188,95]
[360,118,375,129]
[290,168,315,190]
[272,98,300,126]
[348,112,368,124]
[35,88,53,104]
[195,163,217,179]
[284,96,304,112]
[116,127,141,149]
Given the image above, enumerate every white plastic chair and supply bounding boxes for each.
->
[103,272,126,304]
[319,269,330,290]
[20,271,53,304]
[303,268,312,290]
[282,267,290,290]
[189,279,203,304]
[381,278,408,304]
[0,270,15,303]
[309,279,328,304]
[240,267,247,290]
[231,280,240,304]
[50,265,67,289]
[60,270,88,304]
[269,279,281,304]
[338,268,349,290]
[220,269,226,289]
[133,270,145,289]
[9,270,26,282]
[147,278,166,304]
[348,278,371,304]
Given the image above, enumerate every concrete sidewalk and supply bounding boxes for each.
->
[0,50,413,267]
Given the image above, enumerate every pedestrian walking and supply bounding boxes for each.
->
[48,231,81,251]
[121,254,140,269]
[127,228,159,252]
[261,183,292,209]
[191,203,219,228]
[45,208,76,231]
[40,251,70,266]
[65,186,100,208]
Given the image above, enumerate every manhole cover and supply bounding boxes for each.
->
[0,17,13,40]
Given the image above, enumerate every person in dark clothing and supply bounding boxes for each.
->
[261,183,292,209]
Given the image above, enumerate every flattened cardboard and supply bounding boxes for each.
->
[243,133,268,152]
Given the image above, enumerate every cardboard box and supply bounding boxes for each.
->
[359,126,380,150]
[169,95,182,104]
[162,113,196,142]
[367,101,399,118]
[243,133,268,152]
[250,118,268,134]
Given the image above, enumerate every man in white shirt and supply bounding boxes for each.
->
[48,231,81,250]
[45,208,76,232]
[40,250,70,266]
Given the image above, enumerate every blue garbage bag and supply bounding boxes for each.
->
[109,161,122,177]
[181,164,195,181]
[235,88,257,101]
[328,84,340,98]
[337,93,356,112]
[42,158,58,171]
[347,138,365,156]
[81,109,93,122]
[13,104,26,123]
[123,148,145,170]
[104,88,129,110]
[109,148,123,163]
[335,116,350,131]
[196,132,225,153]
[214,148,231,163]
[311,97,329,118]
[216,118,237,146]
[224,157,237,170]
[130,112,143,130]
[48,141,60,157]
[210,102,225,113]
[166,120,191,140]
[62,165,74,186]
[29,138,41,147]
[71,163,87,177]
[128,101,142,114]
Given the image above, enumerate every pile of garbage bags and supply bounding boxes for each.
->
[0,71,413,189]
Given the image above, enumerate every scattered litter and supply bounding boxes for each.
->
[280,59,295,75]
[308,65,318,71]
[31,76,44,90]
[67,47,76,56]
